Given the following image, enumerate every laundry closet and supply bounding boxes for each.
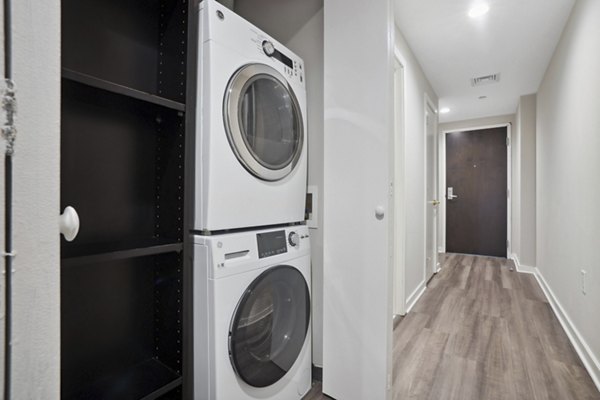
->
[60,0,191,398]
[59,0,323,399]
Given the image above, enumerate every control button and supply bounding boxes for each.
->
[262,40,275,57]
[288,232,300,247]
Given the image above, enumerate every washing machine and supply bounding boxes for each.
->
[195,0,308,232]
[193,225,312,399]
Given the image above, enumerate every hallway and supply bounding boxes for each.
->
[305,253,600,399]
[393,254,600,400]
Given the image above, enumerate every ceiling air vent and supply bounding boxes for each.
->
[471,73,501,87]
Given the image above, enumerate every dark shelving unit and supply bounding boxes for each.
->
[62,68,186,112]
[61,253,184,400]
[62,239,183,267]
[60,0,192,398]
[70,358,181,400]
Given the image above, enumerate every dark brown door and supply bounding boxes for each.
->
[446,127,507,257]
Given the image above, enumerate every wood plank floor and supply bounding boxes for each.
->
[304,253,600,400]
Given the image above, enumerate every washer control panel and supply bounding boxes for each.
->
[257,230,287,258]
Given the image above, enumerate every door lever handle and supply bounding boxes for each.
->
[447,187,458,200]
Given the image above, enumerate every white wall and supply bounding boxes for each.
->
[394,27,438,303]
[285,8,325,368]
[515,94,536,268]
[323,0,394,398]
[0,0,61,397]
[536,0,600,384]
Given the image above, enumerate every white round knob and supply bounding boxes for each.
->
[262,40,275,56]
[375,206,385,220]
[288,232,300,247]
[60,206,80,242]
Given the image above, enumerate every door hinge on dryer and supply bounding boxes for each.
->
[1,79,17,155]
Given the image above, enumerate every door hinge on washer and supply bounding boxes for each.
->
[2,79,17,156]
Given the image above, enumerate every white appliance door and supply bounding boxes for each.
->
[224,63,304,182]
[228,265,310,388]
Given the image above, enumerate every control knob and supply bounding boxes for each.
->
[262,40,275,57]
[288,231,300,247]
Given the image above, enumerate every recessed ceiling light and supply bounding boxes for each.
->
[440,107,450,114]
[468,4,490,18]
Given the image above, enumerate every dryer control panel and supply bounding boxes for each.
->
[258,39,304,85]
[250,35,304,86]
[201,0,305,88]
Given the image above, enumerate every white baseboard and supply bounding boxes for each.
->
[511,253,536,274]
[534,268,600,392]
[405,280,426,314]
[438,246,445,254]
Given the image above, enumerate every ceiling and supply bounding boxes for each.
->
[395,0,575,123]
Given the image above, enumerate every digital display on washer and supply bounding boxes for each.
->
[273,49,293,69]
[257,230,287,258]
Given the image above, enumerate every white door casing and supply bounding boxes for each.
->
[439,123,512,257]
[424,96,438,281]
[392,53,406,316]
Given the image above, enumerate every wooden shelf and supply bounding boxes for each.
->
[140,378,182,400]
[63,358,182,400]
[62,68,185,112]
[62,239,183,267]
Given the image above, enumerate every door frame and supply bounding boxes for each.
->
[392,49,406,316]
[423,94,439,279]
[439,123,512,257]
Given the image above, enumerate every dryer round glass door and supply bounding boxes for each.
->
[224,64,304,181]
[229,265,310,388]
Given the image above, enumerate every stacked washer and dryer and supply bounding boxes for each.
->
[193,1,312,399]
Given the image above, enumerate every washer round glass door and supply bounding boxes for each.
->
[229,265,310,388]
[224,64,304,181]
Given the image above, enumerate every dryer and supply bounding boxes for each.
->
[193,226,312,399]
[195,0,308,232]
